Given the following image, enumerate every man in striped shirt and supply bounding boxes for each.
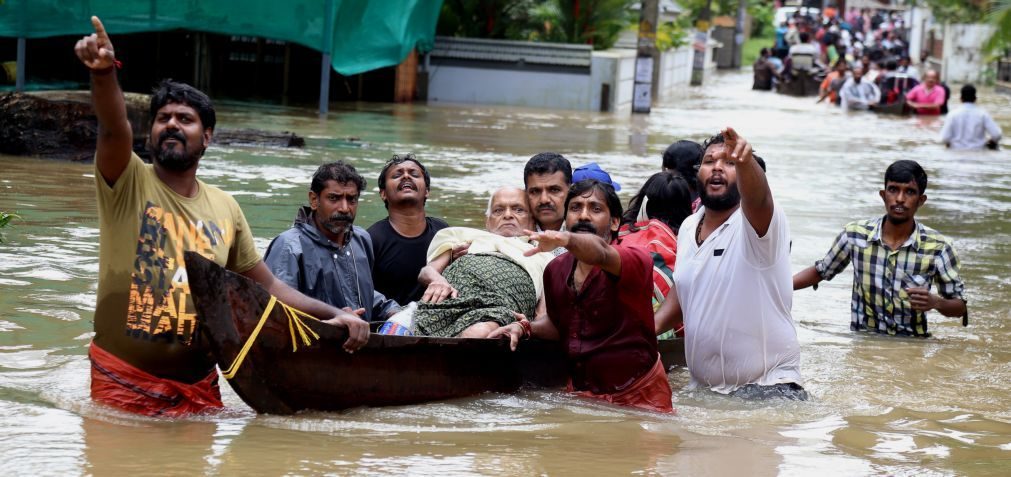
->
[793,160,967,337]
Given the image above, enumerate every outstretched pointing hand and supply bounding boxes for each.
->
[721,127,754,166]
[74,16,117,70]
[523,229,569,256]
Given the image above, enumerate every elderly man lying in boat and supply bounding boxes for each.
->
[381,186,555,338]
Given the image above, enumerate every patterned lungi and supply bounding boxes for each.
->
[414,253,536,337]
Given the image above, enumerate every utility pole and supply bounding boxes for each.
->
[633,0,659,113]
[15,37,25,92]
[732,0,746,69]
[690,0,713,85]
[15,0,26,92]
[318,0,336,116]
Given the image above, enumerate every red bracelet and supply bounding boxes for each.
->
[90,60,123,75]
[517,318,532,339]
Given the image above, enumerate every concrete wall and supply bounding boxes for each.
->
[426,38,704,111]
[590,49,637,113]
[905,6,933,63]
[426,65,594,110]
[656,45,693,98]
[938,24,996,83]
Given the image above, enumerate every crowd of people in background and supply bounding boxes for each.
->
[753,6,1002,150]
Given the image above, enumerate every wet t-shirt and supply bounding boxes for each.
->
[674,206,802,394]
[543,243,657,395]
[93,154,260,383]
[367,217,447,304]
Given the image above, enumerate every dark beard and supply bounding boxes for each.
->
[322,213,355,239]
[148,130,200,171]
[699,184,741,211]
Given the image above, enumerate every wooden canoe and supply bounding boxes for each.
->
[184,252,686,415]
[775,70,822,97]
[872,98,909,116]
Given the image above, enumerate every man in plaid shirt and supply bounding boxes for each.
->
[794,160,967,337]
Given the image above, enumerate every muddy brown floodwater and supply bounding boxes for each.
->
[1,70,1009,475]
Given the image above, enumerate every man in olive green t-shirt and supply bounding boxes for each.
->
[75,16,368,417]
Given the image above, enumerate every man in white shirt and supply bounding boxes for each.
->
[788,32,820,71]
[941,84,1002,150]
[839,66,880,111]
[654,128,805,400]
[897,56,920,81]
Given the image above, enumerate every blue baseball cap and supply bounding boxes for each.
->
[572,163,621,191]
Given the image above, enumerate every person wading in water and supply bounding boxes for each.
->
[76,16,367,417]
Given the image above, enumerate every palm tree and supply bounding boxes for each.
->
[985,0,1011,55]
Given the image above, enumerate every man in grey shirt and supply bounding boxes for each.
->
[265,161,400,322]
[840,66,881,111]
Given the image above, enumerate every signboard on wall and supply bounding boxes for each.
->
[632,82,651,114]
[632,56,653,114]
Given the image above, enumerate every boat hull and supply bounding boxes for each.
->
[776,70,822,97]
[185,252,685,414]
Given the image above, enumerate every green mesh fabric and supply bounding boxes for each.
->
[0,0,442,76]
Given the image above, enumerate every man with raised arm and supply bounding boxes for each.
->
[76,16,367,417]
[654,128,805,400]
[490,180,673,413]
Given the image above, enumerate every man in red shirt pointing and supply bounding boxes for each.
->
[490,180,674,413]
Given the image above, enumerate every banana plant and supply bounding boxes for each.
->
[0,211,19,243]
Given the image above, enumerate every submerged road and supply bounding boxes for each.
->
[0,69,1009,475]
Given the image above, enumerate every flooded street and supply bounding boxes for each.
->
[1,70,1010,475]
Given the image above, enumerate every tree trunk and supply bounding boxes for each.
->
[0,91,303,161]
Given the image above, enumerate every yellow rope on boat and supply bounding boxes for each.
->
[220,296,321,380]
[284,300,321,351]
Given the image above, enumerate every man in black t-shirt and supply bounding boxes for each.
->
[368,154,450,304]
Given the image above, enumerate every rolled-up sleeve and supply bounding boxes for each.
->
[933,242,966,302]
[814,229,852,281]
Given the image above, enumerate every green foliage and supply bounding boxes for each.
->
[749,1,775,37]
[659,19,691,51]
[438,0,636,50]
[984,0,1011,56]
[0,211,20,243]
[679,0,714,19]
[742,29,774,67]
[919,1,1009,60]
[655,16,692,51]
[921,0,990,23]
[437,0,519,39]
[679,0,775,36]
[542,0,636,50]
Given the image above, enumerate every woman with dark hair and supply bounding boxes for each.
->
[619,172,694,338]
[660,140,704,211]
[622,172,693,232]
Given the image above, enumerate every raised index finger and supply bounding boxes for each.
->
[723,127,739,142]
[91,16,109,40]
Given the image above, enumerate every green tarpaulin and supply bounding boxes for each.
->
[0,0,443,76]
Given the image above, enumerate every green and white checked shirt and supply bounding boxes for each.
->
[815,216,966,337]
